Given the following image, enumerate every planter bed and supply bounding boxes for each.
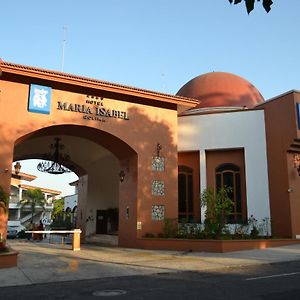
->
[138,238,300,253]
[0,247,18,268]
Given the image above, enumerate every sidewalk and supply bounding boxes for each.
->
[1,239,300,287]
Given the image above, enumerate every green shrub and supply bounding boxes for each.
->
[161,218,178,238]
[201,187,233,239]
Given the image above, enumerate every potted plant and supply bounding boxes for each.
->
[0,186,9,250]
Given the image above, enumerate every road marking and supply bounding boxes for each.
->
[246,272,300,281]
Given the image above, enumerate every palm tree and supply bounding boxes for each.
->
[19,188,47,224]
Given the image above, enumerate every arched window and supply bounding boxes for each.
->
[215,163,242,223]
[178,166,194,222]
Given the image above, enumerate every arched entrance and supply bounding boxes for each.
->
[13,124,137,245]
[0,60,196,249]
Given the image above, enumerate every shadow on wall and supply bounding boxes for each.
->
[116,106,178,236]
[0,104,178,242]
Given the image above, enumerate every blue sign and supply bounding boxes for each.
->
[28,84,52,114]
[297,103,300,130]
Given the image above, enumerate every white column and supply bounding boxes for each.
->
[200,150,207,223]
[18,186,22,201]
[17,186,22,219]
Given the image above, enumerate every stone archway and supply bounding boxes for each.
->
[12,124,138,246]
[0,60,196,249]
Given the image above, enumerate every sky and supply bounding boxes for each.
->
[1,0,300,196]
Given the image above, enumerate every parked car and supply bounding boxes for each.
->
[7,225,26,239]
[7,226,18,239]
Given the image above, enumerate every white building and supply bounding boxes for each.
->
[8,170,61,230]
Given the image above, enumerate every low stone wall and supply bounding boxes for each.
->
[138,238,300,253]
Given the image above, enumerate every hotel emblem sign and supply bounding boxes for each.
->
[28,84,52,114]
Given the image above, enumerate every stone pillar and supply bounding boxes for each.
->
[76,175,88,241]
[17,186,22,219]
[0,141,14,242]
[72,229,81,251]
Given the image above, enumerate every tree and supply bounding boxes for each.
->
[52,198,64,220]
[51,198,74,229]
[228,0,273,14]
[51,197,65,228]
[201,187,233,239]
[19,189,47,224]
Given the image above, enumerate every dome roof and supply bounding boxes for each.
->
[176,72,264,109]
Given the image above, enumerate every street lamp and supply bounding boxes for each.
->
[14,162,21,175]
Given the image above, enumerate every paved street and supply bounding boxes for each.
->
[1,240,300,298]
[1,261,300,299]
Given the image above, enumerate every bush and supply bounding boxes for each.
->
[161,218,178,238]
[51,212,74,230]
[201,187,233,239]
[143,232,155,238]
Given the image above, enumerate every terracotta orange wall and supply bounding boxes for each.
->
[0,74,179,247]
[259,93,298,237]
[205,148,247,221]
[118,156,138,246]
[286,152,300,238]
[178,151,200,222]
[290,93,300,237]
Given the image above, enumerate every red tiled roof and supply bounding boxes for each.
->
[11,171,37,181]
[19,184,61,195]
[0,60,198,107]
